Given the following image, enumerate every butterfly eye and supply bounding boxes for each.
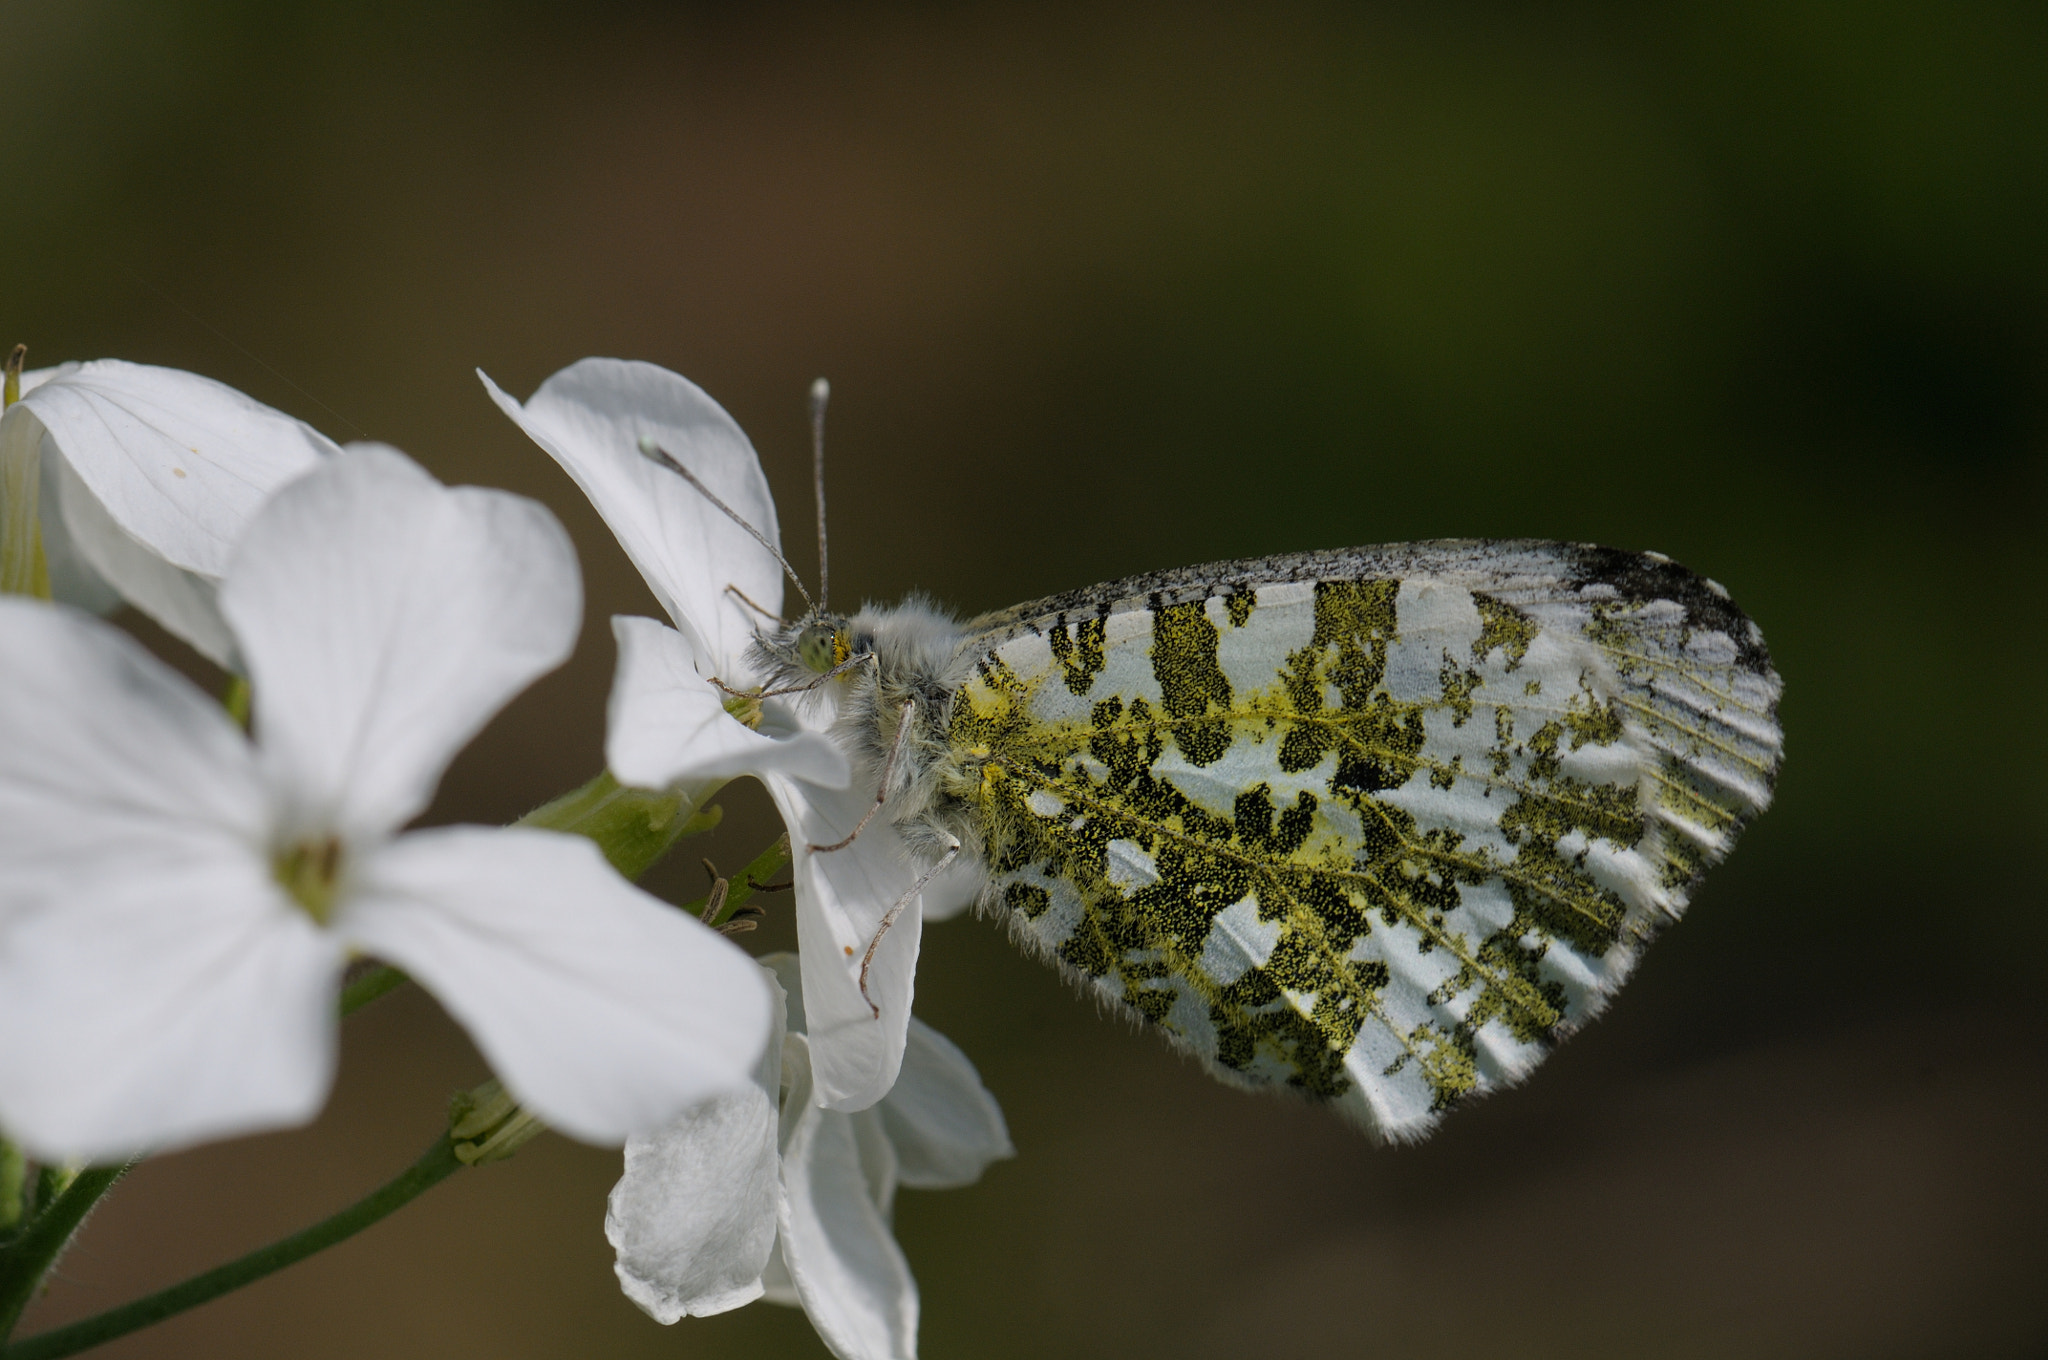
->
[797,624,839,674]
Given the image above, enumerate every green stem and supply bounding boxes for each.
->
[0,1138,462,1360]
[0,1167,126,1343]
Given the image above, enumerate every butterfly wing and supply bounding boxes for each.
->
[948,541,1782,1141]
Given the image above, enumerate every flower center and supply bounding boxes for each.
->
[721,690,764,730]
[274,835,345,924]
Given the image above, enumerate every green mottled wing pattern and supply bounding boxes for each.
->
[948,541,1781,1140]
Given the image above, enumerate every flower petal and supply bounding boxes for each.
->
[759,1240,801,1307]
[776,1034,920,1360]
[848,1109,900,1220]
[53,453,237,663]
[0,597,268,888]
[0,866,341,1163]
[221,445,582,839]
[608,965,788,1322]
[481,360,786,672]
[879,1019,1015,1189]
[763,775,925,1113]
[607,615,850,792]
[38,446,121,614]
[344,826,774,1144]
[10,359,335,577]
[0,598,330,1162]
[14,362,77,397]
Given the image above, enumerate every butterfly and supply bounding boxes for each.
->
[747,538,1783,1142]
[491,360,1783,1138]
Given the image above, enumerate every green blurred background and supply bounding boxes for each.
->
[6,1,2045,1356]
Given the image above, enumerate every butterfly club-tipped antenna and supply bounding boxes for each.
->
[636,434,817,615]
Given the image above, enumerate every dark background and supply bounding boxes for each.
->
[6,2,2045,1356]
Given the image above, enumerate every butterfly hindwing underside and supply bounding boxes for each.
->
[946,541,1782,1140]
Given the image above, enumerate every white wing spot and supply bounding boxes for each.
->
[1200,893,1282,987]
[1104,838,1159,891]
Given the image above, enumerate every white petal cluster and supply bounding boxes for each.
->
[0,442,774,1162]
[486,360,977,1113]
[608,953,1011,1360]
[0,360,338,662]
[0,351,1015,1351]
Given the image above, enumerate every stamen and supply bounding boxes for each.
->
[721,689,765,730]
[275,835,345,924]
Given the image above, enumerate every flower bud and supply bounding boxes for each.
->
[447,1079,546,1166]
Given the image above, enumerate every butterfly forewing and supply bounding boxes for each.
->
[947,541,1782,1141]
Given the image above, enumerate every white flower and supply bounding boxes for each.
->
[484,358,972,1112]
[0,359,338,664]
[0,444,774,1162]
[607,952,1012,1360]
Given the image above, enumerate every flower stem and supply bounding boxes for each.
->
[0,1137,463,1360]
[0,1167,127,1344]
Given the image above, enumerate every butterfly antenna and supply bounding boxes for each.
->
[810,377,831,612]
[637,437,816,613]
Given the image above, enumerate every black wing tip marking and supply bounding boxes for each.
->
[1562,543,1776,679]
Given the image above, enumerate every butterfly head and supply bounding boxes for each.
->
[795,616,852,675]
[747,608,870,696]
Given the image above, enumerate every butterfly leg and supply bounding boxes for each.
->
[857,833,961,1018]
[809,697,915,854]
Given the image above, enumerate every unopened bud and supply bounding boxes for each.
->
[448,1079,545,1166]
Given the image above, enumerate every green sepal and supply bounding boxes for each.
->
[517,771,724,882]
